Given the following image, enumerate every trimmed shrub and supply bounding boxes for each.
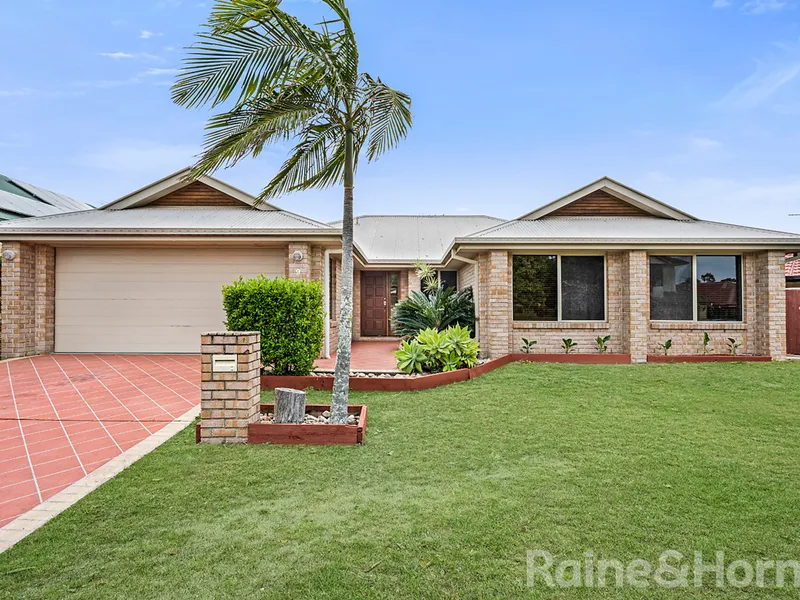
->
[222,276,324,376]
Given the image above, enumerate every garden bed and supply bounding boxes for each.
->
[647,354,772,363]
[248,403,367,445]
[261,353,632,392]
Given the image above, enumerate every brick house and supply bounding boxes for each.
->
[0,172,797,362]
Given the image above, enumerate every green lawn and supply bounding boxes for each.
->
[3,363,800,599]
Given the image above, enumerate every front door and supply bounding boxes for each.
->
[361,271,388,336]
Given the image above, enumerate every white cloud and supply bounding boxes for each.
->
[142,68,179,76]
[712,0,732,8]
[77,140,199,174]
[743,0,790,13]
[139,30,163,39]
[0,88,34,98]
[99,52,135,59]
[716,61,800,109]
[690,136,723,149]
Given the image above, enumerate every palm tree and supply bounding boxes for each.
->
[172,0,412,424]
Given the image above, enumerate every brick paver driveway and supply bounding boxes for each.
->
[0,354,200,527]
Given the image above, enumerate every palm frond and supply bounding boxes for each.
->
[172,1,329,108]
[259,122,345,199]
[362,75,413,161]
[191,90,319,177]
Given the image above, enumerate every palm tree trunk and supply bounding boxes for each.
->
[330,124,355,424]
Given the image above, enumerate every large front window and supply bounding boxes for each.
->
[513,255,605,321]
[649,255,742,321]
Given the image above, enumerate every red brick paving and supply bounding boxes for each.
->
[314,340,400,372]
[0,354,200,527]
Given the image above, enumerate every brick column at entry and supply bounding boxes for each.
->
[200,332,261,444]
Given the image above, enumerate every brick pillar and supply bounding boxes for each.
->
[479,250,511,358]
[200,332,261,444]
[626,250,649,363]
[35,245,55,355]
[755,250,786,359]
[408,269,421,294]
[310,245,324,283]
[287,242,311,281]
[399,270,409,300]
[1,242,36,359]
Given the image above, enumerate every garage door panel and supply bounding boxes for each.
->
[56,247,284,353]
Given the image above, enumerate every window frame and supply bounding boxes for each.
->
[649,254,743,323]
[512,253,608,322]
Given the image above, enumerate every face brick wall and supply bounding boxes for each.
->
[478,248,787,361]
[1,242,55,359]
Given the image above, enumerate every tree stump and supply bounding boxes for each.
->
[274,388,306,424]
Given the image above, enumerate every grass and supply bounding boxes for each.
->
[2,362,800,599]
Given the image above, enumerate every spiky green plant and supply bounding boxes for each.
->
[172,0,412,423]
[392,287,475,338]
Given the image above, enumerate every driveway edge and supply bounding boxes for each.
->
[0,405,200,554]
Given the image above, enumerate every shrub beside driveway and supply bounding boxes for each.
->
[2,362,800,599]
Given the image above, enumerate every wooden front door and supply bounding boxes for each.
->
[787,289,800,355]
[361,271,388,336]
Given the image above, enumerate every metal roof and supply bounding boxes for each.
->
[341,215,505,262]
[0,173,91,218]
[463,216,800,244]
[0,206,335,234]
[0,190,70,218]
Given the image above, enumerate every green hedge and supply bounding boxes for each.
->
[222,276,324,376]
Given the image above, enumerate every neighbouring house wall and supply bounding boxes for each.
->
[1,242,55,359]
[477,248,787,360]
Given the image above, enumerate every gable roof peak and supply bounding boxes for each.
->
[518,177,696,221]
[100,168,281,211]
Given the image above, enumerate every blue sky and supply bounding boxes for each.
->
[1,0,799,230]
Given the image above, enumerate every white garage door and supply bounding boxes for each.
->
[55,247,285,353]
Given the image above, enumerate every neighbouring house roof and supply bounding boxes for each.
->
[0,206,335,235]
[460,216,800,247]
[0,173,90,218]
[786,255,800,279]
[336,215,505,263]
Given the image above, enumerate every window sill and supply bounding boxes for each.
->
[650,321,747,331]
[513,321,611,330]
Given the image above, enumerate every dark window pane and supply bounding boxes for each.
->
[650,256,693,320]
[440,270,458,291]
[561,256,605,320]
[697,256,742,321]
[513,255,557,321]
